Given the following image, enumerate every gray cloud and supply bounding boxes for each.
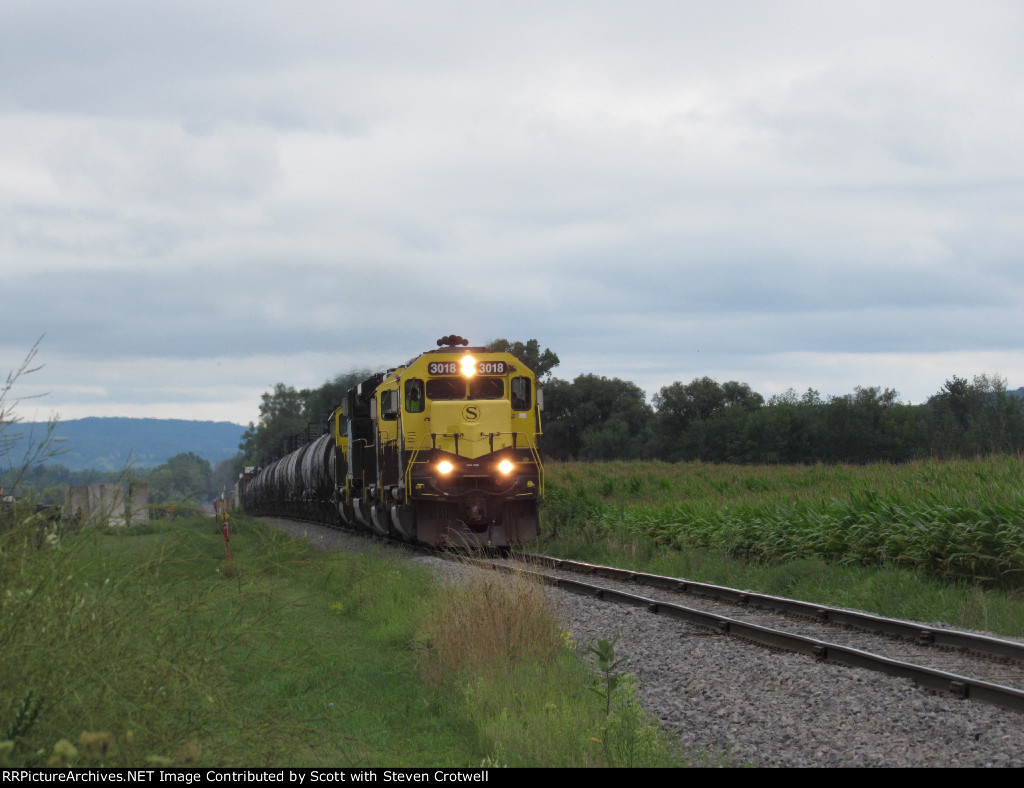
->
[3,0,1024,423]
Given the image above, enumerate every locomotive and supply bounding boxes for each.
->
[240,336,544,548]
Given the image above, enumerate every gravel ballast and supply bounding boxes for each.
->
[263,519,1024,767]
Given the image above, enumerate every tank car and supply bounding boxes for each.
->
[242,336,544,548]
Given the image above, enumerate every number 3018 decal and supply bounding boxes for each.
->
[427,360,508,375]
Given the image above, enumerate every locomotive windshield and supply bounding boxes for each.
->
[425,378,460,400]
[469,378,503,399]
[423,376,504,401]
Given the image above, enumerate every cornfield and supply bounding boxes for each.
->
[542,457,1024,582]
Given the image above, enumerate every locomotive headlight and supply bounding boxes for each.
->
[460,355,476,377]
[437,460,454,475]
[497,459,514,475]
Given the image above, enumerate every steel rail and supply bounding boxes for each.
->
[522,554,1024,663]
[487,561,1024,714]
[257,515,1024,714]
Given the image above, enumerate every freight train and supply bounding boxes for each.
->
[240,336,544,548]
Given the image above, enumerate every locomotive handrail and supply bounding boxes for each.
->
[402,431,544,504]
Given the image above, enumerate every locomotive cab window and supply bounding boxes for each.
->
[405,379,425,413]
[469,377,503,400]
[379,389,398,420]
[511,377,532,411]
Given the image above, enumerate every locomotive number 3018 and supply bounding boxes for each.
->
[428,360,508,376]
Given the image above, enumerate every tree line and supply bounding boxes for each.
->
[544,372,1024,463]
[7,339,1017,507]
[4,452,230,506]
[238,339,1024,466]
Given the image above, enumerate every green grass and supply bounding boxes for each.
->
[0,510,688,768]
[537,459,1024,636]
[16,456,1018,766]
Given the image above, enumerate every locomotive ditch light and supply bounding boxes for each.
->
[460,355,476,377]
[437,460,455,475]
[497,460,514,475]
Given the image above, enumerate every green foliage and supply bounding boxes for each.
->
[540,370,1024,464]
[486,338,560,380]
[599,675,684,768]
[540,461,1024,637]
[541,374,653,460]
[417,564,685,767]
[587,639,624,716]
[3,691,42,742]
[144,452,212,505]
[12,450,225,510]
[1,465,129,505]
[928,374,1024,456]
[240,370,374,464]
[238,382,309,464]
[541,458,1024,589]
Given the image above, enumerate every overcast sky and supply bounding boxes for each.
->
[3,0,1023,426]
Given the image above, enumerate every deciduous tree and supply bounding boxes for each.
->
[486,338,560,380]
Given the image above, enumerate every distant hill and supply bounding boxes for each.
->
[2,417,247,472]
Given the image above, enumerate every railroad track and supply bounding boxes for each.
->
[256,515,1024,766]
[258,514,1024,713]
[475,553,1024,714]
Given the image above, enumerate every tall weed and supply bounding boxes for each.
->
[416,562,684,767]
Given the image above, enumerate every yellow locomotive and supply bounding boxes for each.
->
[243,336,544,548]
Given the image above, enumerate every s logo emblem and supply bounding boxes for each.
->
[463,405,480,422]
